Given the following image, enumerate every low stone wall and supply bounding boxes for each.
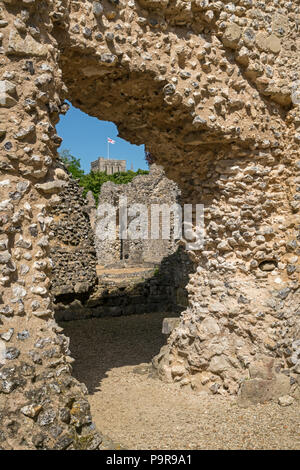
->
[55,246,195,322]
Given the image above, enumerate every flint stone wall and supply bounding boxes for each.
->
[0,0,299,450]
[49,171,98,300]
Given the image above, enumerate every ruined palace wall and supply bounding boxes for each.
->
[0,1,101,450]
[48,170,98,300]
[95,164,181,267]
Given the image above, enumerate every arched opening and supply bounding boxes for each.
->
[51,100,196,386]
[50,98,198,448]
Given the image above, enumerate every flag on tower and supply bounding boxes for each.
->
[107,137,115,159]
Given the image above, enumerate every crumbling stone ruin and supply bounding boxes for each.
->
[55,245,194,321]
[95,164,180,266]
[48,165,98,301]
[0,0,299,449]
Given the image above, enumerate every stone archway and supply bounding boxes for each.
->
[0,0,299,449]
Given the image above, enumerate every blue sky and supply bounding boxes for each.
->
[57,102,147,174]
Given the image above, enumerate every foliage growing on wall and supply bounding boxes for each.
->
[59,149,85,180]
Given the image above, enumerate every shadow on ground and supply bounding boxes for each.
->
[58,311,171,395]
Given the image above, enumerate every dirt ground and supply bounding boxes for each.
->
[60,312,300,450]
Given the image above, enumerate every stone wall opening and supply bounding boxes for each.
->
[56,15,299,399]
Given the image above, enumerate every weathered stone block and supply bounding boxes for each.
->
[238,374,291,407]
[7,30,48,57]
[162,317,180,335]
[222,24,242,49]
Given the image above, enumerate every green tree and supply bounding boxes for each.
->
[59,149,85,180]
[80,169,149,204]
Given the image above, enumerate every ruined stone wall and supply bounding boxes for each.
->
[95,164,181,266]
[0,0,299,450]
[49,171,98,300]
[0,0,101,450]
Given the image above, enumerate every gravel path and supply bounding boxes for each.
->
[60,312,300,450]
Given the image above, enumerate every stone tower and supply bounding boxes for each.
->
[91,157,126,175]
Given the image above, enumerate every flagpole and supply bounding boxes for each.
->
[107,138,115,158]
